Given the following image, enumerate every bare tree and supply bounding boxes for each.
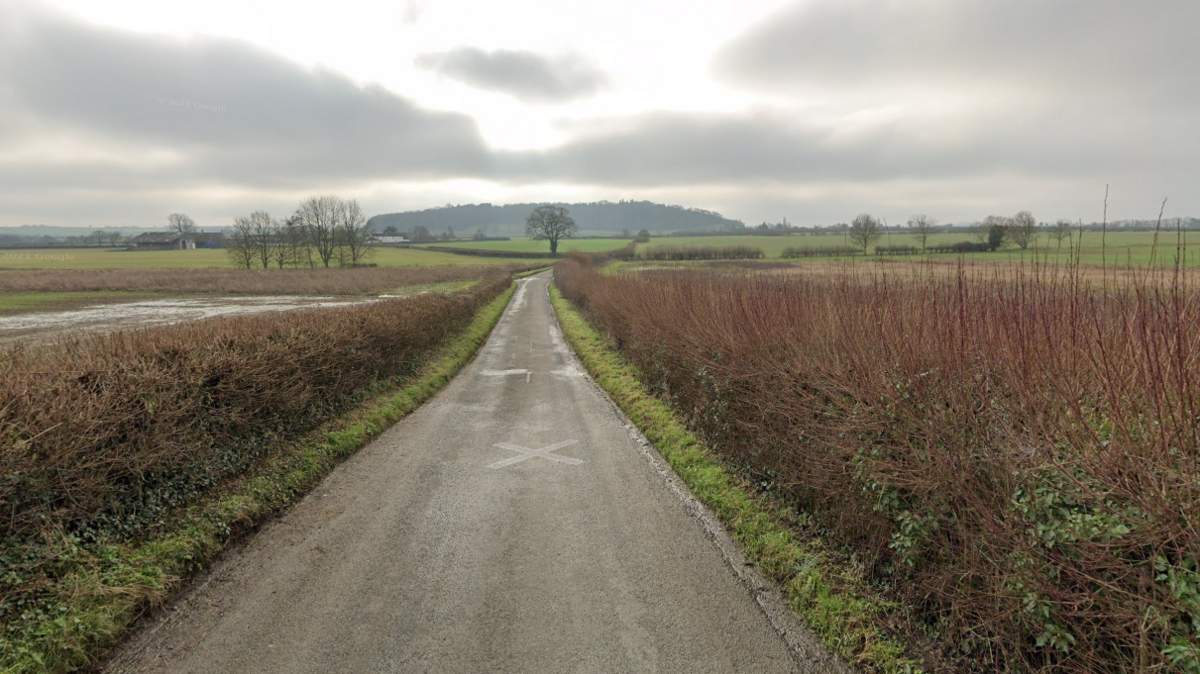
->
[226,217,257,269]
[337,199,375,266]
[242,211,275,269]
[270,215,305,268]
[848,214,882,254]
[167,213,196,235]
[299,217,318,268]
[294,195,341,268]
[105,230,123,247]
[908,214,939,252]
[525,205,578,254]
[1007,211,1039,250]
[1049,219,1073,252]
[975,215,1010,250]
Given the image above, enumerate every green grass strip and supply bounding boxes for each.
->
[512,266,553,279]
[549,283,922,674]
[0,290,158,315]
[2,284,516,674]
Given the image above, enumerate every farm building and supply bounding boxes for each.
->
[129,232,225,250]
[370,235,410,245]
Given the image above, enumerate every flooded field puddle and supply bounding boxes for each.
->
[0,295,377,343]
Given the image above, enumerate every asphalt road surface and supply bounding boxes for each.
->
[106,273,841,674]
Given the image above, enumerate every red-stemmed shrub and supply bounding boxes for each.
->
[555,257,1200,672]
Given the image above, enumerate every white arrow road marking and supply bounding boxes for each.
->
[488,439,582,469]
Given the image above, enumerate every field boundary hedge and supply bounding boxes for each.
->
[554,258,1200,672]
[419,245,562,259]
[0,281,517,673]
[639,245,762,261]
[548,280,922,674]
[781,245,861,258]
[0,264,540,294]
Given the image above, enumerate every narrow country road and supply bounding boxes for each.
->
[106,273,840,674]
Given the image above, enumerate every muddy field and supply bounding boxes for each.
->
[0,295,376,343]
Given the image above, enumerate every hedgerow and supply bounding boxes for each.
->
[1,272,512,670]
[554,258,1200,672]
[639,245,763,261]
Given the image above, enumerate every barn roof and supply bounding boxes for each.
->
[131,232,184,243]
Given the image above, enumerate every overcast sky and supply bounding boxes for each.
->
[1,0,1196,228]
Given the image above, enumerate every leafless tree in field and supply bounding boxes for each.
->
[908,214,939,252]
[295,195,341,268]
[525,205,578,254]
[848,214,882,254]
[226,217,258,269]
[973,215,1010,249]
[167,213,196,235]
[337,199,376,266]
[233,211,275,269]
[270,215,305,269]
[1007,210,1039,250]
[1049,219,1073,252]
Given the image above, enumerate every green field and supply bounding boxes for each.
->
[0,247,542,269]
[382,280,481,296]
[413,238,632,254]
[0,290,157,314]
[4,230,1195,270]
[643,231,1200,266]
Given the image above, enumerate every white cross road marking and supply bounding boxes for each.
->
[488,439,582,469]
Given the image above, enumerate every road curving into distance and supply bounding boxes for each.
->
[105,272,840,674]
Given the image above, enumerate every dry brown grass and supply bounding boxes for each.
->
[766,256,1200,287]
[556,257,1200,672]
[0,264,537,295]
[0,272,511,543]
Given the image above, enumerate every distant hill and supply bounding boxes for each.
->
[367,200,745,236]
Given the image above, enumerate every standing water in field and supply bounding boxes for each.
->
[0,296,377,343]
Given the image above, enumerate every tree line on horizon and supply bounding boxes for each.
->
[840,209,1075,254]
[225,195,376,269]
[366,199,744,236]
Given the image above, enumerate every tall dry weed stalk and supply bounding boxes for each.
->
[556,256,1200,671]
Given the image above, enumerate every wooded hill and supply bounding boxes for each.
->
[367,200,745,236]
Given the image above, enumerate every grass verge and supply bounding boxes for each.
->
[383,279,480,296]
[549,283,923,674]
[0,291,157,315]
[512,266,553,279]
[1,283,516,674]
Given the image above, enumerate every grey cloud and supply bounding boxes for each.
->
[0,0,491,191]
[711,0,1200,104]
[399,0,426,25]
[501,106,1196,189]
[414,47,609,104]
[1,0,1195,228]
